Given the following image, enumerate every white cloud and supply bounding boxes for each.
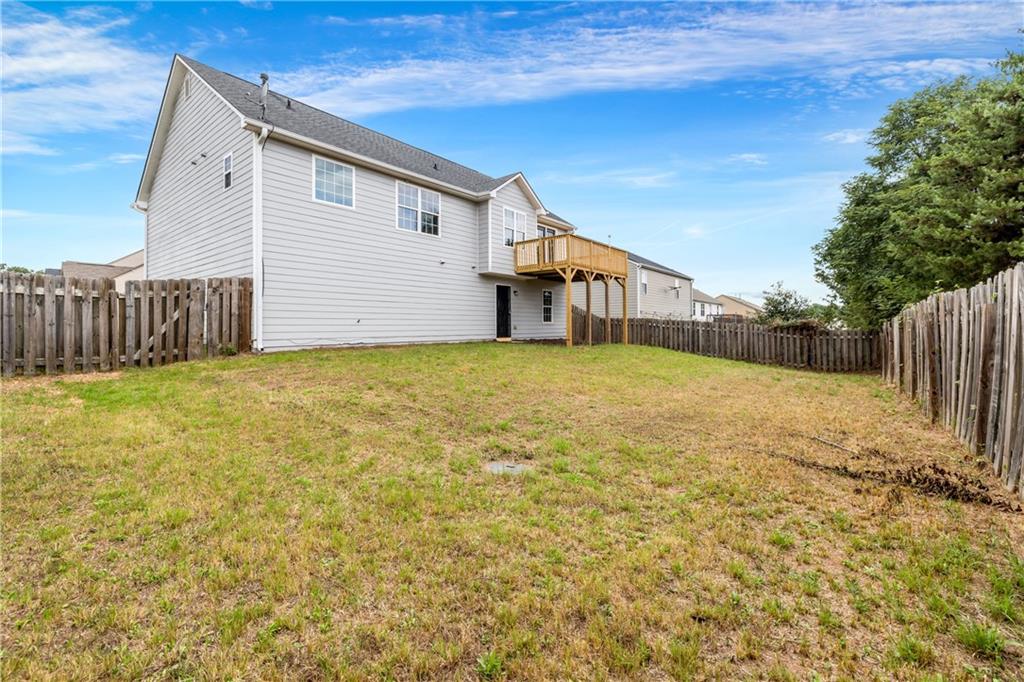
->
[728,153,767,166]
[239,0,273,10]
[683,226,707,239]
[0,131,58,156]
[1,4,167,155]
[822,129,867,145]
[276,2,1015,117]
[108,153,146,164]
[540,168,678,188]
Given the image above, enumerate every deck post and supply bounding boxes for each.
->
[604,276,611,343]
[620,276,629,345]
[585,273,593,345]
[564,267,575,347]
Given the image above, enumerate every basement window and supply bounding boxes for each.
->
[222,153,232,190]
[542,290,553,323]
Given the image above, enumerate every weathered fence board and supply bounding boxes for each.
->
[0,273,252,376]
[883,262,1024,499]
[571,307,879,372]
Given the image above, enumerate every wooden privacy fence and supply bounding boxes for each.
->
[0,272,252,376]
[571,307,880,372]
[882,262,1023,498]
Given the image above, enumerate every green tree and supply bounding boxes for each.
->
[815,51,1024,329]
[756,281,811,324]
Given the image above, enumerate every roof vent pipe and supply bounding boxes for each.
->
[258,72,269,120]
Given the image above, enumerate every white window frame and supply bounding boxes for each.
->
[503,207,527,247]
[537,226,556,239]
[700,302,706,317]
[222,152,233,191]
[395,181,441,238]
[640,270,648,295]
[674,279,680,299]
[311,154,356,209]
[542,289,553,323]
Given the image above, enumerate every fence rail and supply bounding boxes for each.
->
[882,262,1023,497]
[0,272,252,376]
[572,307,880,372]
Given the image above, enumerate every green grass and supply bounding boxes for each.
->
[2,342,1022,679]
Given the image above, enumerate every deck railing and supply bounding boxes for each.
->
[514,234,628,278]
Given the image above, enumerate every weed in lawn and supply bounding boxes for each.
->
[955,621,1005,662]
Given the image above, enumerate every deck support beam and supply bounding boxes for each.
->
[584,272,595,346]
[559,267,577,347]
[603,275,612,343]
[619,276,629,345]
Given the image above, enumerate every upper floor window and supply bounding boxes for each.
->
[183,75,191,100]
[674,279,680,299]
[537,226,556,238]
[503,208,526,247]
[222,153,233,190]
[397,182,440,236]
[640,270,648,295]
[542,290,553,323]
[313,156,354,207]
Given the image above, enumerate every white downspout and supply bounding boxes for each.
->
[252,126,269,351]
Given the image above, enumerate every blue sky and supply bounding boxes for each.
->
[2,1,1020,302]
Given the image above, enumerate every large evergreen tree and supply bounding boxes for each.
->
[814,51,1024,329]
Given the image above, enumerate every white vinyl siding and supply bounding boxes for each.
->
[313,156,354,207]
[488,182,537,276]
[145,72,252,279]
[260,139,565,348]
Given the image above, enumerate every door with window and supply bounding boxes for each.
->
[496,285,512,339]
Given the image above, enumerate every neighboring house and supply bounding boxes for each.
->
[691,288,724,321]
[135,56,627,351]
[715,294,763,319]
[61,249,144,293]
[572,252,692,319]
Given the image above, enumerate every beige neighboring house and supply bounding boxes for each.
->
[715,294,763,319]
[62,249,144,293]
[691,288,724,321]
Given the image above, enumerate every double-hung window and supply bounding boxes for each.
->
[503,208,526,247]
[537,226,556,238]
[397,182,440,235]
[674,279,680,299]
[314,156,354,207]
[542,290,553,323]
[640,270,648,295]
[222,153,233,190]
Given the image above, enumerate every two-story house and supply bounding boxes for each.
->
[134,56,629,351]
[692,288,724,321]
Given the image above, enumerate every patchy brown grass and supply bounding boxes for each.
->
[2,343,1021,680]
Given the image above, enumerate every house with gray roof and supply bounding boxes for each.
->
[135,55,629,350]
[572,252,693,319]
[691,288,724,321]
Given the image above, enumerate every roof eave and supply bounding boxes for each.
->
[244,119,489,201]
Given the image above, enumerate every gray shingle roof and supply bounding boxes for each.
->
[180,55,523,195]
[627,252,692,280]
[691,287,719,304]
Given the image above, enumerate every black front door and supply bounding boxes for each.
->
[496,285,512,338]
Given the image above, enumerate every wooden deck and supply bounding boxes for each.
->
[514,234,628,280]
[514,234,630,347]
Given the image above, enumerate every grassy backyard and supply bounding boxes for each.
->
[2,343,1022,680]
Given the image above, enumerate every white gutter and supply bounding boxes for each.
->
[252,125,270,351]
